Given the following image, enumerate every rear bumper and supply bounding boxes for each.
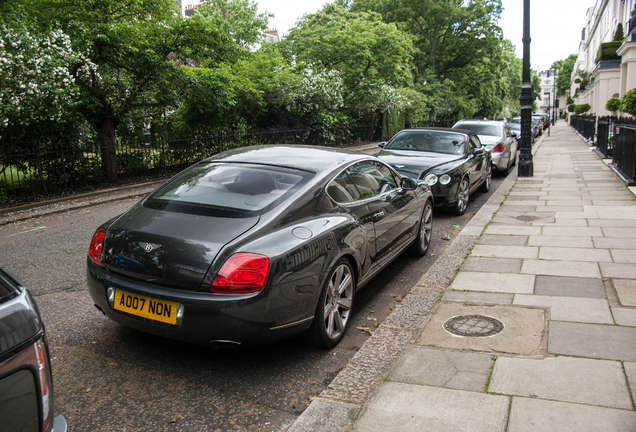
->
[86,262,314,346]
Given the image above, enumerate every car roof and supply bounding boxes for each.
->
[397,127,476,138]
[204,145,372,174]
[455,119,505,126]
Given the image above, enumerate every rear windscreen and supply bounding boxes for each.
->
[457,124,501,136]
[145,162,314,215]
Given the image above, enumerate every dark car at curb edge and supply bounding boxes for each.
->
[87,146,433,348]
[376,128,491,215]
[0,267,67,432]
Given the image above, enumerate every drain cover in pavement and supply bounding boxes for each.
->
[516,215,540,222]
[443,315,504,337]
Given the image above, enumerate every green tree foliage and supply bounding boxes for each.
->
[287,4,413,122]
[621,88,636,116]
[190,0,272,48]
[574,103,591,114]
[606,97,622,113]
[568,104,576,113]
[11,0,238,180]
[353,0,508,119]
[551,54,577,97]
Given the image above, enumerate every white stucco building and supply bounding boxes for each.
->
[572,0,636,116]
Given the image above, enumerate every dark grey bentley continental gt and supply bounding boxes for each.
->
[87,146,433,348]
[376,128,492,215]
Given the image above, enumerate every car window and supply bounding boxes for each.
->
[469,136,481,150]
[385,131,465,155]
[327,171,361,204]
[456,123,501,137]
[347,161,398,199]
[145,162,314,215]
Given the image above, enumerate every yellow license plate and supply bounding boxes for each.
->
[114,289,178,325]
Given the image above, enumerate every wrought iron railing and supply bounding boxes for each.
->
[0,124,380,208]
[570,115,597,142]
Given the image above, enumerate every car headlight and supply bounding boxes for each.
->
[424,173,438,186]
[439,174,451,185]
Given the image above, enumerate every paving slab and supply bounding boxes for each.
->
[527,236,594,248]
[553,210,599,219]
[548,321,636,362]
[352,382,509,432]
[513,295,613,324]
[541,226,604,237]
[508,397,636,432]
[461,257,522,274]
[532,219,589,227]
[449,272,535,294]
[441,291,513,304]
[489,356,632,409]
[588,219,636,227]
[417,303,545,356]
[545,200,593,206]
[591,207,636,220]
[592,200,636,206]
[612,307,636,326]
[601,263,636,279]
[593,237,636,249]
[543,205,585,212]
[484,225,542,236]
[603,228,636,238]
[388,347,494,392]
[614,279,636,307]
[534,275,605,298]
[538,246,613,262]
[611,249,636,263]
[471,245,538,259]
[521,259,601,278]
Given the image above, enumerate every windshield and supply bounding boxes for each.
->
[456,123,501,137]
[145,162,314,216]
[385,131,466,155]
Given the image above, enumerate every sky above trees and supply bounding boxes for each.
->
[182,0,595,70]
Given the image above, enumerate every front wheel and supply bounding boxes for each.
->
[308,259,355,348]
[410,199,433,257]
[451,177,469,215]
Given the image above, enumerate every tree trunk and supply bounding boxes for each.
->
[99,118,118,181]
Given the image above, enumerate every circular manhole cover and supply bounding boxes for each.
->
[443,315,504,337]
[516,215,540,222]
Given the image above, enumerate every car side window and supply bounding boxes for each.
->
[327,171,360,203]
[469,136,481,150]
[347,161,398,198]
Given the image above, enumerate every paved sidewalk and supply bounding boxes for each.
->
[290,122,636,431]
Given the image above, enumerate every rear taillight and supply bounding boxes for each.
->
[492,143,505,153]
[33,338,52,431]
[88,228,106,266]
[211,253,270,294]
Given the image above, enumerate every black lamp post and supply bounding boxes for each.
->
[518,0,533,177]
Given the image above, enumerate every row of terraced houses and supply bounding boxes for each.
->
[571,0,636,116]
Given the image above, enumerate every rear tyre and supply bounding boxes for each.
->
[410,199,433,257]
[451,177,469,215]
[308,258,355,348]
[480,165,491,193]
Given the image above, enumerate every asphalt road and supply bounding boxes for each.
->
[0,168,507,431]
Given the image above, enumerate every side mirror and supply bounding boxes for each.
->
[401,177,417,190]
[378,142,387,148]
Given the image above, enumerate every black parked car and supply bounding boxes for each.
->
[376,128,491,215]
[87,146,433,348]
[0,267,67,432]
